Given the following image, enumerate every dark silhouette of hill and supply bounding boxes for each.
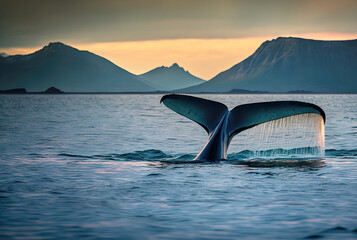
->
[0,88,27,94]
[140,63,205,90]
[0,42,154,92]
[43,87,64,94]
[183,37,357,93]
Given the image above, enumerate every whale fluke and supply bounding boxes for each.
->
[161,94,325,161]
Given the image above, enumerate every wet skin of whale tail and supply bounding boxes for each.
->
[161,94,326,161]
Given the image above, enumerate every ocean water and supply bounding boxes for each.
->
[0,94,356,240]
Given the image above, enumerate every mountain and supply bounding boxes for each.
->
[183,37,357,93]
[140,63,205,91]
[0,42,155,92]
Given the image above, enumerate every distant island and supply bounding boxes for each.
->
[42,87,64,94]
[0,87,64,94]
[1,37,357,93]
[0,88,27,94]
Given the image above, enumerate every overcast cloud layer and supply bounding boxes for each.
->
[1,0,357,47]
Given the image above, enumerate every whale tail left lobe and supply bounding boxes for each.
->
[160,94,228,134]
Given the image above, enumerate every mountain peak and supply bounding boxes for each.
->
[47,42,67,48]
[41,42,75,52]
[275,36,300,41]
[260,37,305,46]
[164,63,185,71]
[156,63,186,72]
[170,63,180,68]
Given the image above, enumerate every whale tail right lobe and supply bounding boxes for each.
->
[227,101,326,141]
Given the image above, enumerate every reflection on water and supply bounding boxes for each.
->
[232,159,326,168]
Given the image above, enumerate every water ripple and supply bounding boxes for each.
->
[55,148,356,166]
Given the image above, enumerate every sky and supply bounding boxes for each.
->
[1,0,357,79]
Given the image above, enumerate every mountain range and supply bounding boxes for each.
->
[183,37,357,93]
[1,37,357,93]
[0,43,204,92]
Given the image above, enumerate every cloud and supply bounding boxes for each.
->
[0,0,356,47]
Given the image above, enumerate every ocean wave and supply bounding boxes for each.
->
[59,149,176,161]
[325,149,357,156]
[57,148,357,163]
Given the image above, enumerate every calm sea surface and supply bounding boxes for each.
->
[0,94,356,239]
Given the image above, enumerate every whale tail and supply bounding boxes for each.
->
[161,94,325,160]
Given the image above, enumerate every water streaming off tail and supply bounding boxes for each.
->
[230,113,325,158]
